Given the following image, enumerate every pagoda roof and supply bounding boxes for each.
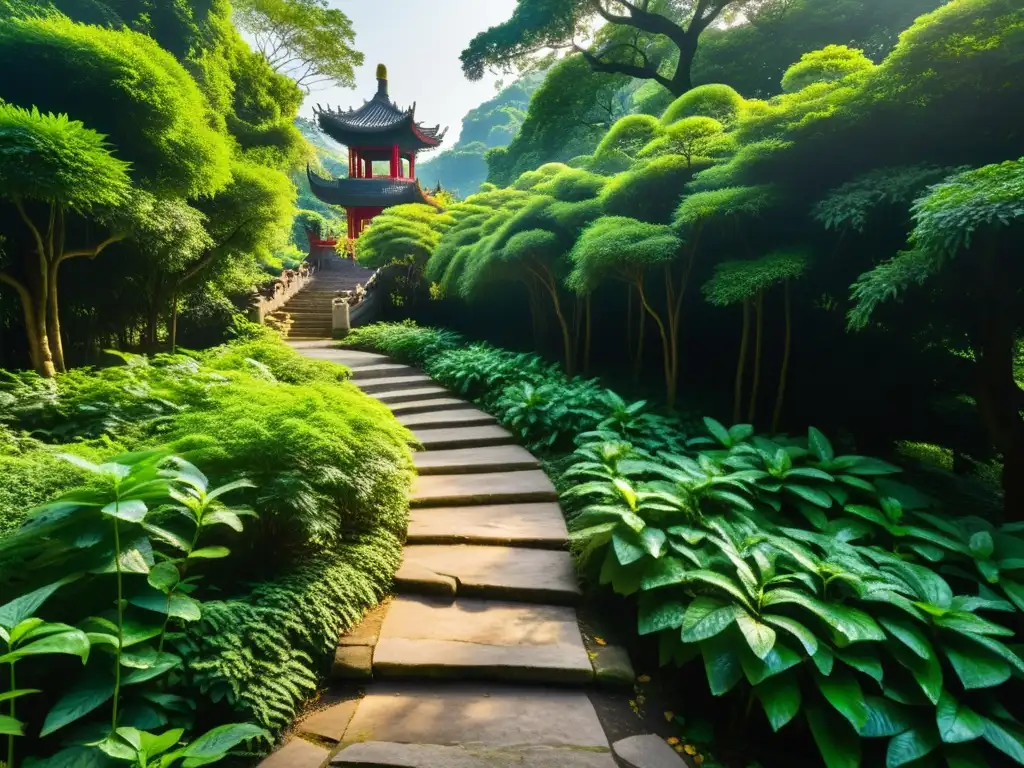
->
[306,167,437,208]
[313,70,447,153]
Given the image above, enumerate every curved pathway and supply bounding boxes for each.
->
[260,341,638,768]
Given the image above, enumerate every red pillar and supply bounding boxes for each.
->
[409,153,415,180]
[348,149,354,178]
[347,208,355,240]
[365,158,372,178]
[390,144,399,178]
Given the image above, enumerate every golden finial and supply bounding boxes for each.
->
[376,63,388,80]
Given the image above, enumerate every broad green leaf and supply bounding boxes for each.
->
[666,525,706,545]
[886,726,940,766]
[728,424,754,443]
[612,478,638,509]
[739,641,802,685]
[0,689,40,704]
[685,569,755,610]
[837,474,876,493]
[101,499,148,523]
[969,531,994,560]
[1000,578,1024,612]
[202,510,245,532]
[957,632,1024,677]
[981,715,1024,764]
[806,704,861,768]
[0,628,90,665]
[639,528,667,558]
[763,614,819,656]
[139,727,184,757]
[754,673,801,731]
[122,654,181,685]
[680,598,741,643]
[761,589,884,644]
[0,715,24,736]
[178,722,268,764]
[816,667,869,730]
[785,484,833,508]
[700,633,743,696]
[942,639,1011,689]
[843,505,889,527]
[703,417,731,447]
[934,611,1014,638]
[205,479,256,502]
[612,531,646,566]
[638,596,685,635]
[147,562,180,594]
[785,467,834,482]
[831,455,900,476]
[888,642,943,704]
[880,617,934,660]
[0,577,78,630]
[569,523,618,548]
[808,427,834,463]
[836,646,883,684]
[858,696,914,738]
[129,593,201,622]
[188,546,230,560]
[936,691,985,744]
[736,613,777,660]
[41,674,115,736]
[640,557,687,590]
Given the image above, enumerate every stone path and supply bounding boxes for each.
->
[261,342,655,768]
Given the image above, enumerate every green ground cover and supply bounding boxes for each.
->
[345,321,1024,768]
[0,323,413,765]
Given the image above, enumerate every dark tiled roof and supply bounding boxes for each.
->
[306,167,435,208]
[313,79,447,150]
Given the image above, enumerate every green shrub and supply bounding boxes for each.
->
[660,84,745,126]
[568,419,1024,768]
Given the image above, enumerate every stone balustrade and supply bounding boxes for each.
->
[247,263,317,324]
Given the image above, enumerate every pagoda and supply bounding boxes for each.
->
[308,64,447,243]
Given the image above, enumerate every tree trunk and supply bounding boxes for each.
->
[536,264,574,376]
[637,279,673,407]
[170,292,179,352]
[47,261,66,373]
[584,293,592,376]
[633,285,646,383]
[772,280,793,434]
[0,274,42,373]
[734,297,751,424]
[748,289,765,423]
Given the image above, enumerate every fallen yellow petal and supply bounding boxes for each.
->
[637,674,651,683]
[594,636,607,646]
[674,744,685,753]
[694,755,704,765]
[666,737,680,745]
[663,710,674,722]
[684,744,697,755]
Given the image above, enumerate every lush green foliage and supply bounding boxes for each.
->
[0,328,414,755]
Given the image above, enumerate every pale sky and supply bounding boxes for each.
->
[302,1,520,156]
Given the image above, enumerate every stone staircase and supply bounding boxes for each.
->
[262,341,667,768]
[270,258,373,339]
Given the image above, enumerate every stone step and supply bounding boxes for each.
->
[412,444,540,475]
[350,363,419,380]
[386,397,470,416]
[371,386,452,404]
[333,683,610,765]
[411,470,556,507]
[357,374,436,393]
[396,545,580,604]
[372,597,593,684]
[398,408,496,430]
[407,502,567,549]
[411,424,515,451]
[333,743,616,768]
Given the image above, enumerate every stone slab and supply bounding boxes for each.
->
[411,425,515,451]
[340,682,609,748]
[407,503,567,549]
[372,596,592,683]
[412,445,539,476]
[372,386,451,404]
[358,374,436,393]
[299,699,360,742]
[397,409,497,430]
[338,601,390,647]
[396,545,581,604]
[258,737,329,768]
[333,743,616,767]
[592,645,636,688]
[392,561,457,596]
[411,470,557,507]
[350,363,418,380]
[612,735,689,768]
[331,645,374,680]
[387,397,470,416]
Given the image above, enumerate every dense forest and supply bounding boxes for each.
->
[2,0,1024,766]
